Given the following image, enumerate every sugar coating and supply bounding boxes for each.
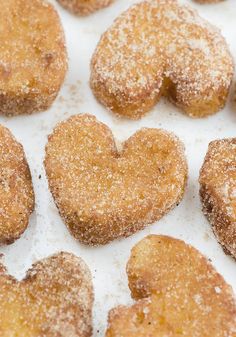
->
[0,0,67,116]
[44,114,187,245]
[106,235,236,337]
[0,125,34,245]
[90,0,233,119]
[199,138,236,260]
[57,0,113,15]
[0,252,93,337]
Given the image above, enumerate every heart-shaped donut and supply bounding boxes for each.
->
[57,0,113,15]
[90,0,233,119]
[44,114,187,245]
[199,138,236,260]
[0,252,93,337]
[0,125,34,245]
[106,235,236,337]
[0,0,67,116]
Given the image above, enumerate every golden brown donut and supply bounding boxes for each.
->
[44,114,187,245]
[106,235,236,337]
[90,0,233,119]
[57,0,113,15]
[0,252,93,336]
[0,125,34,245]
[199,138,236,260]
[0,0,67,116]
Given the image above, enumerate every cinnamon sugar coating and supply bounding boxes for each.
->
[44,114,187,245]
[0,0,67,116]
[106,235,236,337]
[90,0,233,119]
[0,252,93,337]
[0,125,34,245]
[57,0,113,15]
[199,138,236,259]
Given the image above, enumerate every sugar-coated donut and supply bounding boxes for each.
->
[45,114,187,245]
[0,0,67,116]
[91,0,233,119]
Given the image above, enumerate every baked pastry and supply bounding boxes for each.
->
[0,125,34,245]
[44,114,187,245]
[90,0,233,119]
[199,138,236,259]
[0,252,93,337]
[106,235,236,337]
[0,0,67,116]
[57,0,113,15]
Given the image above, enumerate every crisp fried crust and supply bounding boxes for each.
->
[106,235,236,337]
[57,0,113,15]
[44,114,187,245]
[90,0,233,119]
[0,125,34,245]
[0,0,67,116]
[199,138,236,259]
[0,252,93,337]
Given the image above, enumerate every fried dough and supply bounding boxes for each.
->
[0,125,34,245]
[199,138,236,259]
[0,0,67,116]
[57,0,113,15]
[106,235,236,337]
[90,0,233,119]
[44,114,187,245]
[0,252,93,337]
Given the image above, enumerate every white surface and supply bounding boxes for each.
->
[0,0,236,335]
